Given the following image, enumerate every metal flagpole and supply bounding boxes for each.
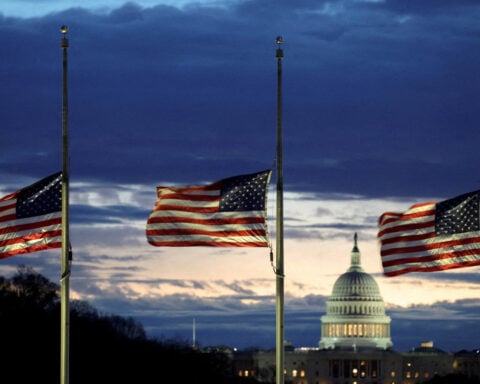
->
[275,36,285,384]
[60,25,71,384]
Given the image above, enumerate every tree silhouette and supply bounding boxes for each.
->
[0,265,257,384]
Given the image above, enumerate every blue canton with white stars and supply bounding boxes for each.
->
[435,190,480,235]
[16,172,62,219]
[219,171,270,212]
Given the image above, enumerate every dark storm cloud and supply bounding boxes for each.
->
[2,1,480,352]
[2,0,480,199]
[70,204,149,223]
[74,279,480,351]
[374,0,480,14]
[284,225,373,242]
[388,299,480,351]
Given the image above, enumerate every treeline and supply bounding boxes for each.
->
[0,265,257,384]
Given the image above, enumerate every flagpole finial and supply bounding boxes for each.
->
[60,25,69,48]
[276,36,284,59]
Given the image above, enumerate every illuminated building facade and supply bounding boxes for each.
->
[319,233,392,350]
[232,235,479,383]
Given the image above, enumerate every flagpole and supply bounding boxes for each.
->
[275,36,285,384]
[60,25,71,384]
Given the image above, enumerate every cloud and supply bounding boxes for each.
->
[376,0,480,15]
[2,0,480,352]
[2,0,479,197]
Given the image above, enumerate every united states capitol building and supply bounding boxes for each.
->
[232,234,480,384]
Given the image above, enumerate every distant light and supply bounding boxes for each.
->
[60,25,69,35]
[276,36,284,44]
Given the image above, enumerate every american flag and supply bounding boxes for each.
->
[378,190,480,276]
[0,172,62,259]
[146,170,272,247]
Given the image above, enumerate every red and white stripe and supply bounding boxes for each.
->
[146,183,269,247]
[0,193,62,259]
[378,202,480,276]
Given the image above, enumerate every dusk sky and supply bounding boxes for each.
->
[1,0,480,352]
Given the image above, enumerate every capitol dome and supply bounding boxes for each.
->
[319,234,393,350]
